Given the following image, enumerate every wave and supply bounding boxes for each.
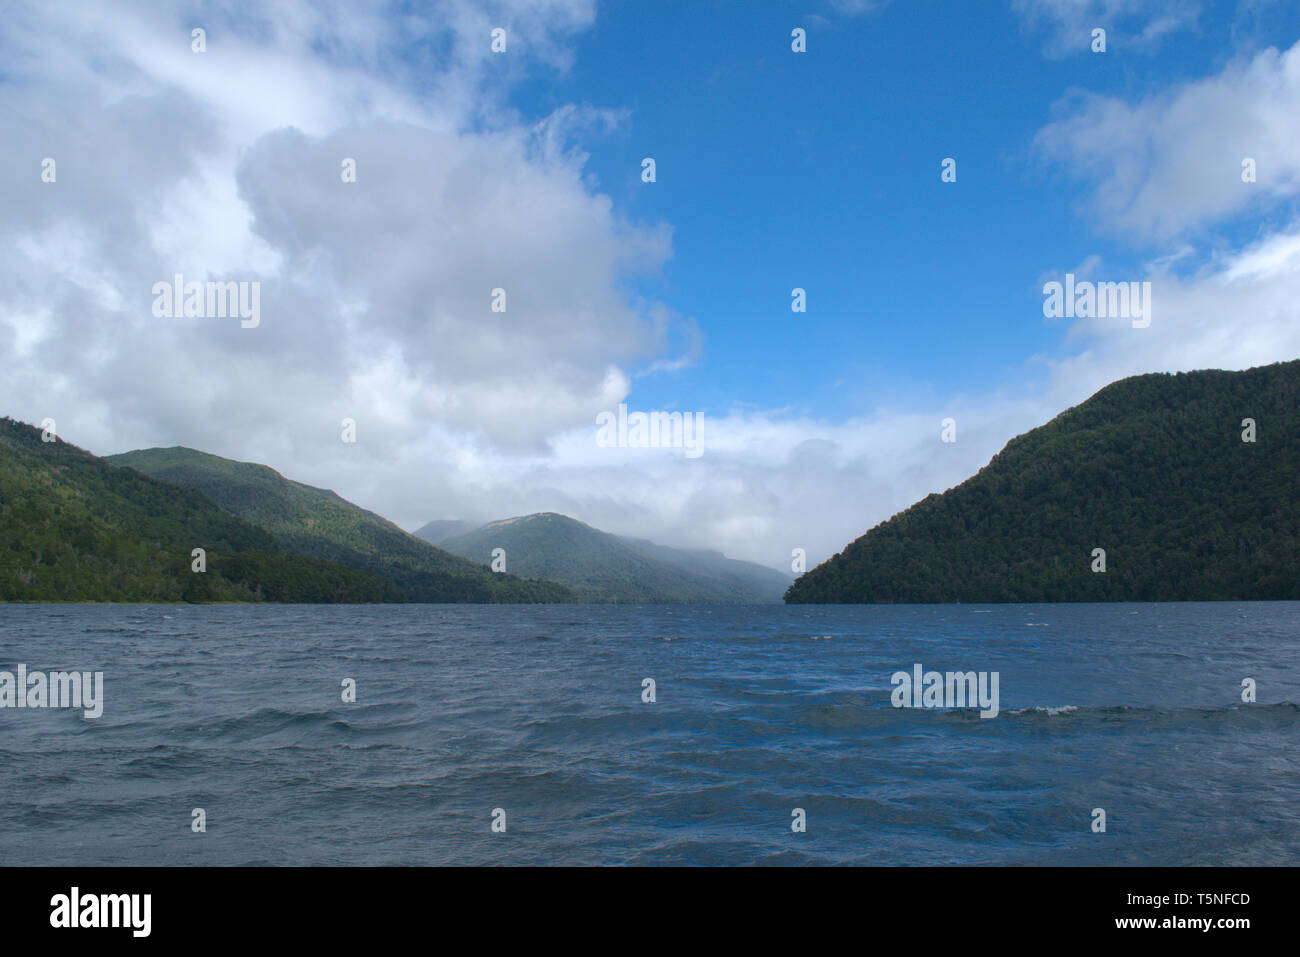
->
[1006,705,1078,716]
[725,695,1300,732]
[171,703,427,742]
[997,701,1300,728]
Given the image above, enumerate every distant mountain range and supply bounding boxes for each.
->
[786,360,1300,603]
[422,512,792,603]
[1,421,782,604]
[105,447,572,603]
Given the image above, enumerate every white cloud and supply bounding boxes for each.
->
[1034,39,1300,239]
[1012,0,1201,56]
[0,2,670,461]
[827,0,894,16]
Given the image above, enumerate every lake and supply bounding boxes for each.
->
[1,602,1296,865]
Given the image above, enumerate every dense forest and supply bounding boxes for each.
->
[785,361,1300,603]
[0,418,398,602]
[107,447,573,602]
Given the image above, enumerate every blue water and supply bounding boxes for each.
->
[0,602,1297,865]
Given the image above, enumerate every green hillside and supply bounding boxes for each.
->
[437,511,791,602]
[108,447,573,602]
[0,418,399,602]
[785,361,1300,603]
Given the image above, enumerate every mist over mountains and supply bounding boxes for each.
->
[427,512,791,603]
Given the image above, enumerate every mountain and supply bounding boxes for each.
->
[413,519,478,545]
[436,511,791,602]
[785,361,1300,603]
[106,448,573,602]
[0,417,400,602]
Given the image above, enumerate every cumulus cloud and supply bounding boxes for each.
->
[0,3,671,484]
[231,120,672,447]
[1034,39,1300,240]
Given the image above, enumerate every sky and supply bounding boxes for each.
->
[2,0,1299,572]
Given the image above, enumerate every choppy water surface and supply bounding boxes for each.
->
[1,602,1296,865]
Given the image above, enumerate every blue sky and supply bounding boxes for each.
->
[2,0,1299,569]
[519,0,1300,418]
